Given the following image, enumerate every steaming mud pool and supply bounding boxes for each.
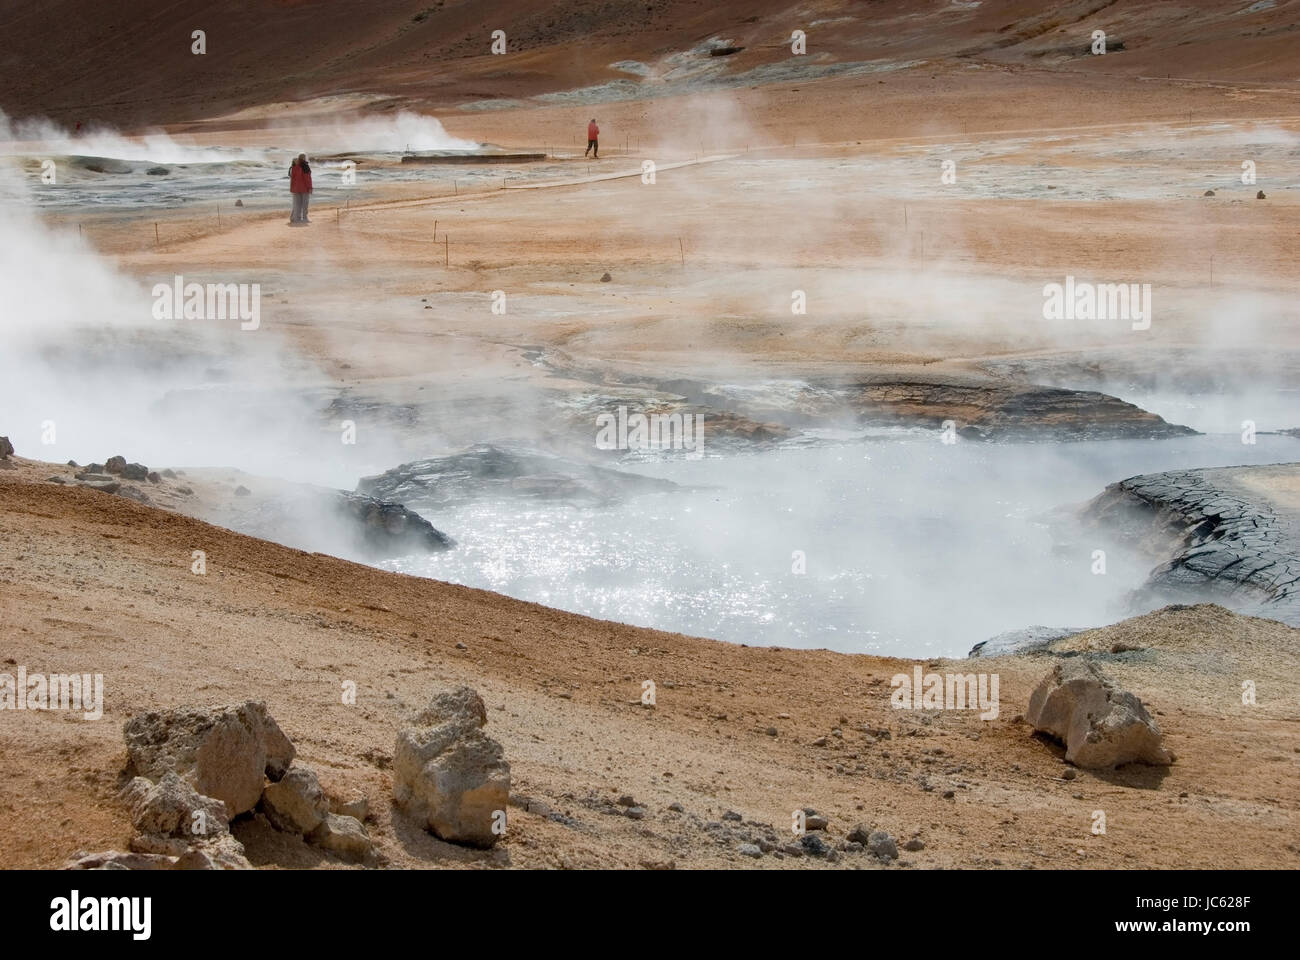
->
[381,433,1299,658]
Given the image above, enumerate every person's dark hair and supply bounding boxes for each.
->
[299,158,311,175]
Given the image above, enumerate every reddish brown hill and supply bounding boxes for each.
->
[2,0,1298,129]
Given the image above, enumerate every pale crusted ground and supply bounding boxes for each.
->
[2,461,1297,869]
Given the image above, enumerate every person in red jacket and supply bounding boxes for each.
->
[288,154,313,225]
[584,119,599,158]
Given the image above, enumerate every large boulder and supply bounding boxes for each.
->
[123,701,295,817]
[0,436,13,459]
[1025,660,1174,769]
[393,686,510,848]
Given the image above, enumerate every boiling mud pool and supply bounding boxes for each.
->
[383,434,1299,658]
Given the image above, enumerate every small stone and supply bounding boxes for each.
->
[234,485,251,496]
[524,798,553,817]
[65,850,175,870]
[765,727,778,737]
[261,765,329,834]
[307,813,373,863]
[234,199,244,207]
[867,829,899,860]
[811,736,828,747]
[332,795,369,821]
[841,840,864,853]
[757,838,777,853]
[721,810,743,822]
[1203,189,1215,197]
[781,842,804,857]
[600,272,612,282]
[846,823,872,845]
[804,814,828,831]
[667,802,685,812]
[1062,767,1078,781]
[616,795,636,807]
[799,833,828,856]
[625,805,647,820]
[737,843,762,858]
[454,641,467,650]
[1257,190,1266,199]
[903,837,925,852]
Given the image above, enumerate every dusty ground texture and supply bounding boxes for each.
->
[1,463,1297,869]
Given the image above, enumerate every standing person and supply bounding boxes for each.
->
[584,118,599,158]
[288,153,313,225]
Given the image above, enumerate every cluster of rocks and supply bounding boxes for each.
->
[66,701,375,870]
[609,798,918,865]
[716,809,915,864]
[1025,659,1173,769]
[63,453,179,504]
[393,686,511,848]
[1085,466,1300,626]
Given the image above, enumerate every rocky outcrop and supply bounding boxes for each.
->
[844,379,1195,442]
[1084,465,1300,626]
[113,703,373,867]
[969,625,1086,658]
[123,700,295,817]
[394,686,511,848]
[335,492,454,552]
[360,444,677,507]
[545,360,1195,443]
[0,436,13,459]
[1026,659,1173,769]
